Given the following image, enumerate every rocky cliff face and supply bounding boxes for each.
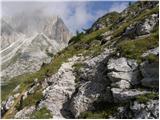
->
[1,15,71,83]
[1,1,159,119]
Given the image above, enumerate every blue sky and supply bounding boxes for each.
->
[2,1,131,33]
[73,1,129,31]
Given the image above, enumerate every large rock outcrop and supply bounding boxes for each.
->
[124,14,158,38]
[107,57,140,89]
[69,49,113,118]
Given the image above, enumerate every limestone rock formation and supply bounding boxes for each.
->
[70,49,113,117]
[124,14,158,38]
[107,57,140,88]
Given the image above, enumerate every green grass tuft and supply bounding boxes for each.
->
[117,32,158,62]
[73,63,84,72]
[22,89,43,107]
[136,92,158,103]
[82,28,107,44]
[143,54,159,63]
[68,32,84,45]
[30,107,52,119]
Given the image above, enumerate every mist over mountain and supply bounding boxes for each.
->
[1,13,71,83]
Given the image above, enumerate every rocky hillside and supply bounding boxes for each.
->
[1,1,159,119]
[1,15,71,84]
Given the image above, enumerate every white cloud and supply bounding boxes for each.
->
[1,2,128,33]
[52,3,93,33]
[45,2,106,33]
[93,9,108,20]
[109,2,128,13]
[63,3,94,33]
[2,2,99,33]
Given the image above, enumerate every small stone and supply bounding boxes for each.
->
[107,58,132,72]
[142,47,159,57]
[15,106,35,119]
[111,80,131,89]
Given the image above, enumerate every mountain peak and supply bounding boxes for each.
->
[1,14,71,81]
